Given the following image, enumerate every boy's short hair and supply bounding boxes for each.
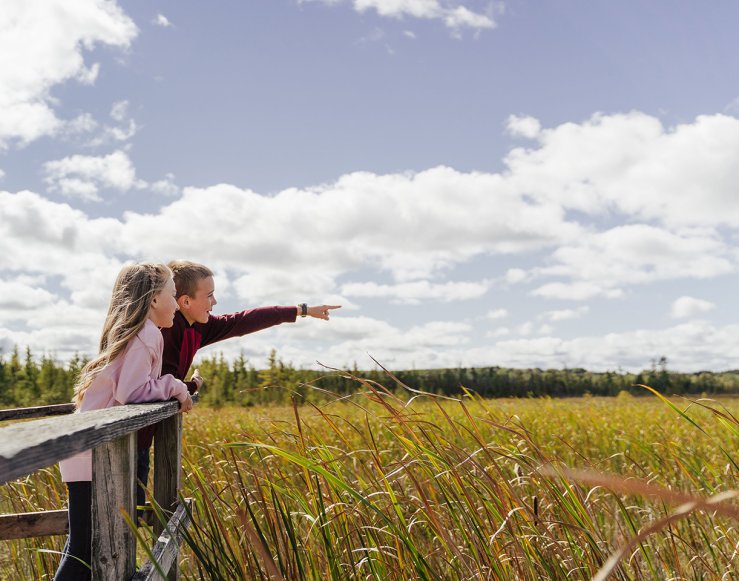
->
[168,260,214,298]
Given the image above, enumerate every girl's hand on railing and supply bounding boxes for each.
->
[179,393,194,413]
[191,369,204,392]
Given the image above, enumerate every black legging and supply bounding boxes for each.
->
[137,446,150,515]
[53,481,92,581]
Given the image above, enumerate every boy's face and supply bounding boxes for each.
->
[178,276,217,325]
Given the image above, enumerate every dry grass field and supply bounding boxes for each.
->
[2,387,737,580]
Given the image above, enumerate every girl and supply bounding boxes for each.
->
[54,262,193,581]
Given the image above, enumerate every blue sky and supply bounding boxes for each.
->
[3,0,739,372]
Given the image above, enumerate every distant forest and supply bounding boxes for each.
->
[1,347,738,409]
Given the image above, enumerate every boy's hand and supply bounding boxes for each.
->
[191,368,204,392]
[306,305,341,320]
[179,393,194,413]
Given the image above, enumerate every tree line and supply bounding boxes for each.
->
[0,347,737,409]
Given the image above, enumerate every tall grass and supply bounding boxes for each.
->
[1,385,737,579]
[175,385,737,580]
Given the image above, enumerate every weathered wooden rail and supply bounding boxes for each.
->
[0,400,194,580]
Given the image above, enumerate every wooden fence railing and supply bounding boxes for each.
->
[0,400,194,580]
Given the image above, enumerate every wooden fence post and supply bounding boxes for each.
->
[154,412,183,580]
[92,433,136,580]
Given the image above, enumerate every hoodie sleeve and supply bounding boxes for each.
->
[114,337,189,405]
[198,306,298,348]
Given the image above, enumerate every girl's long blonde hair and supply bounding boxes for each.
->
[73,262,172,407]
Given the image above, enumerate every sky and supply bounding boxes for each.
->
[3,0,739,373]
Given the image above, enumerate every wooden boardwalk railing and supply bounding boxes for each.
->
[0,400,194,580]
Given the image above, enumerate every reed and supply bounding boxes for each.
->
[173,385,737,580]
[1,385,737,579]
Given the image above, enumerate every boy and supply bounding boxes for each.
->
[136,259,340,508]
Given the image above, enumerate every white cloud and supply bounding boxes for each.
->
[443,5,496,31]
[504,268,528,284]
[110,100,129,122]
[505,111,739,228]
[306,317,474,368]
[149,173,179,197]
[0,279,56,313]
[307,0,495,32]
[0,0,137,148]
[670,296,716,319]
[42,150,175,200]
[483,321,739,373]
[43,150,143,201]
[532,224,734,299]
[80,100,138,146]
[486,308,508,319]
[153,14,172,28]
[342,279,490,304]
[5,110,739,369]
[486,327,510,338]
[0,190,124,301]
[515,322,533,336]
[233,270,343,305]
[533,282,624,301]
[119,167,582,281]
[539,306,589,322]
[506,114,541,139]
[65,113,99,136]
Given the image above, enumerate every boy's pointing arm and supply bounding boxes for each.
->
[199,304,342,347]
[198,306,299,347]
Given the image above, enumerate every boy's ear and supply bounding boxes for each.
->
[176,295,189,309]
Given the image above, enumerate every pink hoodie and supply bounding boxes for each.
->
[59,319,189,482]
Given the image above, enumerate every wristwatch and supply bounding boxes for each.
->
[299,303,308,317]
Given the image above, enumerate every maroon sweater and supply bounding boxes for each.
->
[138,306,298,449]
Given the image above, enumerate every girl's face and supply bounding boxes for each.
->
[149,277,179,328]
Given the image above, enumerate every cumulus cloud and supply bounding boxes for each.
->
[670,296,716,319]
[5,110,739,369]
[43,150,179,201]
[153,14,172,28]
[233,270,343,306]
[119,167,582,282]
[305,0,495,33]
[0,0,137,148]
[539,306,589,322]
[104,100,137,141]
[506,114,541,139]
[71,101,138,147]
[504,268,528,284]
[0,190,124,304]
[0,279,57,313]
[482,321,739,373]
[531,224,734,299]
[43,150,143,201]
[341,279,491,304]
[486,308,508,319]
[149,173,179,197]
[505,111,739,228]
